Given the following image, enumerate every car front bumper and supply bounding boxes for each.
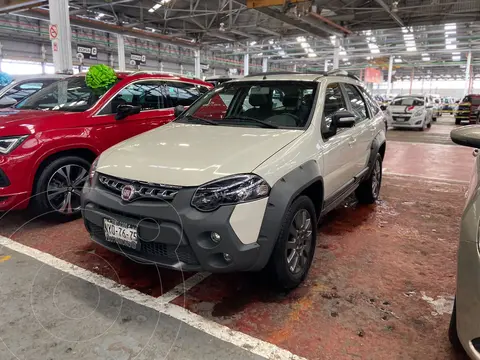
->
[456,198,480,359]
[0,155,32,211]
[391,114,425,128]
[81,174,274,273]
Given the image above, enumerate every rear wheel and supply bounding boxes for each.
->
[449,298,464,352]
[356,153,382,204]
[267,195,317,290]
[32,156,90,221]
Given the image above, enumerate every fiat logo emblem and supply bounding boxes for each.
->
[121,185,135,201]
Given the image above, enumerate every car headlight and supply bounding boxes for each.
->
[0,135,28,154]
[191,174,270,212]
[413,109,424,117]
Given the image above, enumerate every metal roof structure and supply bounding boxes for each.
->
[4,0,480,80]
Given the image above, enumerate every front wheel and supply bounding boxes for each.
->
[267,195,317,290]
[32,156,91,221]
[356,153,382,204]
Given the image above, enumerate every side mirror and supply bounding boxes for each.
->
[451,126,480,148]
[0,96,18,108]
[324,110,356,139]
[115,104,141,120]
[174,105,185,118]
[380,105,387,111]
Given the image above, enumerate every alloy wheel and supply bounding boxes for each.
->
[46,164,88,214]
[372,159,382,198]
[286,209,313,274]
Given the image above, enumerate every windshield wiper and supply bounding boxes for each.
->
[223,116,279,129]
[181,115,218,126]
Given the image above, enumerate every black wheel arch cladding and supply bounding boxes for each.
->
[366,136,385,178]
[251,160,323,270]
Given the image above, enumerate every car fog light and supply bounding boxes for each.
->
[223,253,232,262]
[211,232,221,243]
[415,120,422,125]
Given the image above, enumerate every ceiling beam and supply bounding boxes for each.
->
[0,0,46,14]
[373,0,405,27]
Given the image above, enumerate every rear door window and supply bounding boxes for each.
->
[342,83,368,123]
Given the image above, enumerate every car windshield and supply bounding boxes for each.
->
[15,76,106,112]
[391,97,424,106]
[176,81,317,129]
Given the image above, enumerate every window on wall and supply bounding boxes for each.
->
[343,83,368,122]
[99,81,167,114]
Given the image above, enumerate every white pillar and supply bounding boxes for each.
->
[465,51,472,96]
[41,44,47,74]
[213,68,216,76]
[244,53,250,76]
[160,61,164,72]
[333,38,340,70]
[108,53,114,68]
[194,49,201,78]
[180,64,184,75]
[262,57,268,73]
[117,34,126,71]
[324,60,328,72]
[387,55,394,97]
[293,63,297,72]
[49,0,73,74]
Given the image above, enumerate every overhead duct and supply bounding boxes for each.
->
[14,8,199,49]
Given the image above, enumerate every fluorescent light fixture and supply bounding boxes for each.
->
[330,35,336,46]
[422,57,430,61]
[446,44,457,50]
[445,31,456,35]
[297,36,306,42]
[278,50,286,56]
[366,56,372,60]
[422,53,429,56]
[307,48,314,53]
[339,50,347,55]
[403,34,414,40]
[406,47,417,52]
[300,42,310,48]
[269,39,274,44]
[371,49,380,54]
[452,55,461,61]
[307,53,317,57]
[452,52,460,55]
[95,12,105,19]
[444,23,456,30]
[250,41,257,46]
[343,58,348,61]
[394,58,402,63]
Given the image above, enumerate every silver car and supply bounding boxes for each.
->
[450,126,480,359]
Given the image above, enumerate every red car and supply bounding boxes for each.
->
[0,72,212,219]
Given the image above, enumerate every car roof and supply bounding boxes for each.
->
[228,70,361,83]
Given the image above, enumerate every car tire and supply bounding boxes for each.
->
[32,156,91,221]
[455,118,461,125]
[356,153,382,204]
[267,195,317,290]
[427,121,432,129]
[449,298,464,353]
[433,117,437,121]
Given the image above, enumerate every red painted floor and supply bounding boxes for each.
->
[0,123,470,359]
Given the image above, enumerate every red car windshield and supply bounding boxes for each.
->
[177,81,317,129]
[15,76,108,112]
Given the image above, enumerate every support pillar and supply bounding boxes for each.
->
[465,51,472,96]
[117,34,126,71]
[333,38,340,70]
[180,64,184,75]
[194,49,201,78]
[244,53,250,76]
[41,44,47,74]
[293,63,297,72]
[108,53,114,68]
[387,55,394,97]
[48,0,73,74]
[324,59,329,72]
[262,57,268,73]
[409,68,414,95]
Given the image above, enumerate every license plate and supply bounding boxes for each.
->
[103,219,138,249]
[394,116,408,121]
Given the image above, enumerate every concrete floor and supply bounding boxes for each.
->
[0,115,473,359]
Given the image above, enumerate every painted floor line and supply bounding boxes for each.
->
[387,140,457,147]
[0,236,306,360]
[384,172,469,184]
[161,271,211,303]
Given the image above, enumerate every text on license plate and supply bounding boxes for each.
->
[103,219,138,249]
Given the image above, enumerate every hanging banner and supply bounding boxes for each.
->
[364,67,383,84]
[130,53,147,66]
[76,44,98,60]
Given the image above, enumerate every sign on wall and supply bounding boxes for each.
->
[364,67,383,84]
[76,44,98,60]
[200,63,209,71]
[130,53,147,66]
[49,24,58,40]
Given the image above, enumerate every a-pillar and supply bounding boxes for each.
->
[244,52,250,76]
[262,57,268,73]
[465,51,472,96]
[333,37,340,70]
[194,49,201,78]
[48,0,72,74]
[117,34,126,71]
[386,55,394,97]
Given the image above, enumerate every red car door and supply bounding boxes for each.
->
[93,80,176,144]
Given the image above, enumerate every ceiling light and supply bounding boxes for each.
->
[371,49,380,54]
[444,23,456,30]
[307,53,317,57]
[250,41,257,46]
[422,53,429,56]
[269,39,274,45]
[343,58,348,61]
[445,31,456,35]
[366,56,372,60]
[406,47,417,52]
[394,58,402,63]
[422,57,430,61]
[452,52,460,55]
[446,44,457,50]
[297,36,306,43]
[301,42,310,48]
[452,55,461,61]
[339,50,347,55]
[95,12,105,19]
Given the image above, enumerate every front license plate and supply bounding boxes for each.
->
[394,116,408,121]
[103,219,138,249]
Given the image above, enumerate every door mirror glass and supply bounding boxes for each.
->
[174,104,185,118]
[115,104,141,120]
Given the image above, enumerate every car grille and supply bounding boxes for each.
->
[98,173,180,202]
[87,222,199,265]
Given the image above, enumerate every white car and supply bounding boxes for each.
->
[81,70,387,289]
[0,74,65,108]
[388,95,434,130]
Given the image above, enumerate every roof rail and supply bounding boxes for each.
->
[326,69,361,81]
[244,71,299,78]
[130,70,202,80]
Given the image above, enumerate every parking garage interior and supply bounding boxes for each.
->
[1,1,480,360]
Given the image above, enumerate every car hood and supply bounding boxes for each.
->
[97,122,303,186]
[0,109,76,134]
